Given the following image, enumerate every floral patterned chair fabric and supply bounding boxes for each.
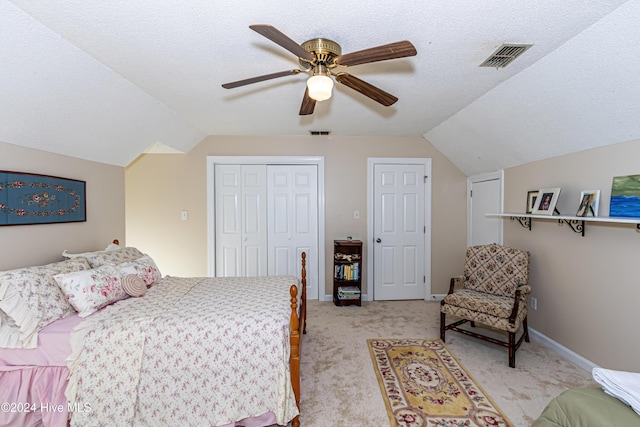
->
[440,244,531,368]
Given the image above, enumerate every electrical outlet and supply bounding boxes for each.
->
[531,297,537,310]
[181,210,188,221]
[353,210,360,219]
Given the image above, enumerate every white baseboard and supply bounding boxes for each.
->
[529,327,599,373]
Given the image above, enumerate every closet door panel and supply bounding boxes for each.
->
[215,165,242,277]
[215,164,267,277]
[241,165,267,276]
[268,165,318,299]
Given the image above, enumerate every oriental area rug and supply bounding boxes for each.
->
[368,338,513,427]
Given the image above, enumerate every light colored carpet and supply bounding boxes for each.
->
[299,300,597,427]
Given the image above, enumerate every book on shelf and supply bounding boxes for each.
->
[337,285,361,300]
[337,294,360,300]
[334,262,360,280]
[338,285,360,294]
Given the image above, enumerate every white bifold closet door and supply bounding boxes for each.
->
[215,164,268,277]
[267,165,317,297]
[214,164,318,297]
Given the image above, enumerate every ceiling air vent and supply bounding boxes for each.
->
[479,44,532,68]
[309,130,331,136]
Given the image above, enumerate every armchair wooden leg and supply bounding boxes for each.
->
[470,321,476,327]
[523,316,530,343]
[440,312,446,342]
[508,332,516,368]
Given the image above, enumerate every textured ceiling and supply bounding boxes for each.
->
[2,0,638,175]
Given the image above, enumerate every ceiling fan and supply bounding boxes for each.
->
[221,25,417,115]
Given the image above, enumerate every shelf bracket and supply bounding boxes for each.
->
[558,219,585,236]
[510,216,531,230]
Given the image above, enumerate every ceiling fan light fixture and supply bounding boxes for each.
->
[306,75,333,102]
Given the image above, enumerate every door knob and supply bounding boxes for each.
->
[376,238,382,243]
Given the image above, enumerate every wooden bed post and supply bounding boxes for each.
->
[301,252,307,334]
[289,252,306,427]
[289,286,301,427]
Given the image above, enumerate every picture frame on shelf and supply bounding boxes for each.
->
[610,174,640,218]
[576,190,600,217]
[526,190,538,214]
[531,187,561,215]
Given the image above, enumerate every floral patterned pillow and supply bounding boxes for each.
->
[54,265,128,318]
[83,247,144,268]
[0,257,92,348]
[117,255,162,287]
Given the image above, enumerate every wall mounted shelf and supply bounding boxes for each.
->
[487,213,640,236]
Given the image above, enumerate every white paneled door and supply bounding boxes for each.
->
[214,164,268,277]
[212,162,319,300]
[468,172,503,246]
[267,165,318,300]
[373,163,427,300]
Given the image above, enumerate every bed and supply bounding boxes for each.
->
[0,243,307,427]
[533,367,640,427]
[532,388,639,427]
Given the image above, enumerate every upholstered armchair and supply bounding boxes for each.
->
[440,244,531,368]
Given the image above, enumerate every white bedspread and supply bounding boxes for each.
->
[66,275,300,427]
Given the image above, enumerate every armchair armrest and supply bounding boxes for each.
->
[509,285,531,324]
[446,275,465,295]
[518,284,532,296]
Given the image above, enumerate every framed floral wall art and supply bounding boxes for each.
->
[0,171,86,226]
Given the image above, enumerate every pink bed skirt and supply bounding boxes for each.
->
[0,366,69,427]
[0,366,278,427]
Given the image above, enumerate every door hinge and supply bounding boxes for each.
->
[423,276,426,283]
[424,175,428,182]
[470,190,473,197]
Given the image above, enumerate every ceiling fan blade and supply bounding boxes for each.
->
[335,73,398,106]
[249,24,314,61]
[334,41,417,67]
[299,87,316,115]
[222,69,301,89]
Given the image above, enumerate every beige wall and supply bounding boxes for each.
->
[0,141,125,270]
[504,138,640,371]
[125,135,468,296]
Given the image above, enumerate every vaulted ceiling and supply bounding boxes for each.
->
[2,1,639,175]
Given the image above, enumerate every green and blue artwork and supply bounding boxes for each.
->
[610,174,640,217]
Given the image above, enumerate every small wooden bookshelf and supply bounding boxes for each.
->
[333,240,362,306]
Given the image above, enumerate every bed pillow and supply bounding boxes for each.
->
[122,274,147,297]
[53,265,128,318]
[62,242,121,259]
[83,247,144,268]
[117,255,162,287]
[0,257,92,348]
